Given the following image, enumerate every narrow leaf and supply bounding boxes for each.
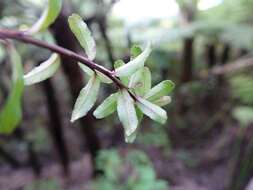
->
[145,80,175,102]
[71,74,100,122]
[153,96,172,107]
[129,67,151,96]
[117,89,138,136]
[0,45,24,134]
[136,106,144,123]
[78,62,94,76]
[137,97,167,124]
[78,62,112,84]
[125,131,137,143]
[29,0,62,34]
[114,60,129,85]
[93,93,118,119]
[68,14,96,60]
[115,43,151,77]
[24,53,60,85]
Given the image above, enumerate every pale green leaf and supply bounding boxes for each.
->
[93,93,118,119]
[0,45,24,134]
[145,80,175,102]
[153,96,172,107]
[113,60,129,85]
[78,62,94,76]
[71,74,100,122]
[115,43,151,77]
[24,53,60,85]
[124,107,143,143]
[137,97,167,124]
[78,62,112,84]
[125,131,137,143]
[68,14,96,60]
[117,89,138,136]
[29,0,62,34]
[129,67,151,96]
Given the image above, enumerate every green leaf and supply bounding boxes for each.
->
[153,96,171,107]
[125,131,137,143]
[113,60,129,85]
[71,74,100,122]
[78,62,94,76]
[24,53,60,85]
[0,46,24,134]
[136,97,167,124]
[114,59,125,69]
[233,106,253,127]
[93,93,118,119]
[117,89,138,136]
[78,62,112,84]
[29,0,62,34]
[129,67,151,96]
[131,45,142,60]
[115,43,151,77]
[124,107,143,143]
[124,106,143,143]
[68,14,96,60]
[136,106,144,123]
[145,80,175,102]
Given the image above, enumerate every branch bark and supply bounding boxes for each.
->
[0,29,127,89]
[200,56,253,77]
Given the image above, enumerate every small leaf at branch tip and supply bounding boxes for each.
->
[115,43,152,77]
[71,74,100,122]
[24,53,60,85]
[28,0,62,34]
[114,59,125,69]
[68,14,96,60]
[117,89,138,136]
[130,45,142,60]
[137,97,167,124]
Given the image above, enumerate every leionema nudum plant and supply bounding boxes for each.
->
[0,0,174,142]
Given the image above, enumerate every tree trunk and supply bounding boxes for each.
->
[27,141,41,176]
[97,17,115,68]
[206,44,217,68]
[180,38,194,83]
[221,43,230,64]
[42,79,70,175]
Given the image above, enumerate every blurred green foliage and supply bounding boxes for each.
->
[92,149,168,190]
[230,74,253,127]
[230,75,253,106]
[24,179,61,190]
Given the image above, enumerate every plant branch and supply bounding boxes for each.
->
[0,29,129,90]
[199,55,253,78]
